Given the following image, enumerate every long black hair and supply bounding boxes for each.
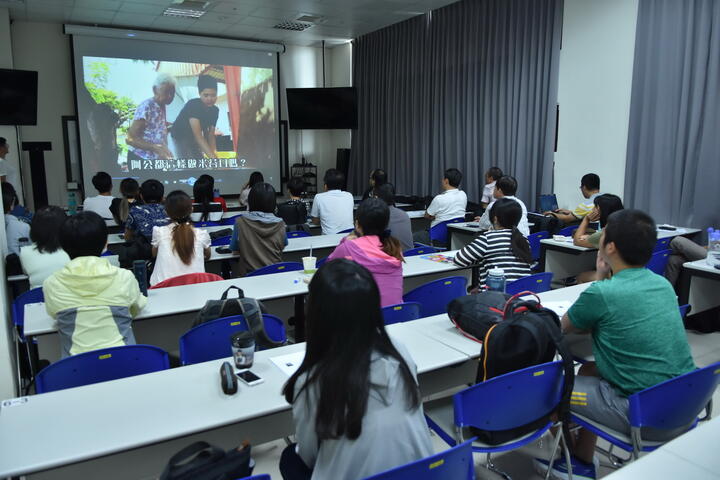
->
[356,198,403,261]
[490,198,533,264]
[30,206,67,254]
[282,259,420,440]
[193,174,215,222]
[593,194,624,228]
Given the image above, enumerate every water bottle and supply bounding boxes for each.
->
[132,260,149,296]
[707,228,720,268]
[68,191,77,216]
[213,188,220,199]
[486,268,506,292]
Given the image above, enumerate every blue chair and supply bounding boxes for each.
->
[382,302,422,325]
[654,236,672,253]
[237,476,271,480]
[35,345,170,393]
[287,230,311,238]
[12,287,44,381]
[646,249,672,275]
[506,272,554,296]
[528,231,551,262]
[424,361,571,479]
[316,257,328,268]
[678,304,691,318]
[571,361,720,461]
[246,262,303,277]
[403,276,468,317]
[429,217,465,246]
[211,235,232,247]
[403,246,442,257]
[195,220,222,227]
[364,440,475,479]
[179,314,287,365]
[557,226,578,237]
[338,228,355,234]
[222,215,243,226]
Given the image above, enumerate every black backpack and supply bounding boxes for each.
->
[159,441,252,480]
[193,286,283,350]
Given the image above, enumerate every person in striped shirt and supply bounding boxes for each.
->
[453,198,532,288]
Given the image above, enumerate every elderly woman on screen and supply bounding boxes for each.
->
[126,73,176,161]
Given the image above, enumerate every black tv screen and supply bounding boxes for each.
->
[286,87,357,129]
[0,68,38,126]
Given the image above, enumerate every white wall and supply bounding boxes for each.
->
[554,0,639,208]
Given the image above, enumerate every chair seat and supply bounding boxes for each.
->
[570,413,666,452]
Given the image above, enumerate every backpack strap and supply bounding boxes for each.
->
[221,286,245,300]
[480,324,499,381]
[238,297,283,350]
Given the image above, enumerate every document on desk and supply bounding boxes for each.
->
[270,351,306,377]
[541,301,572,317]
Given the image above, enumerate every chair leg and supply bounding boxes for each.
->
[595,444,627,469]
[544,427,564,480]
[485,453,511,480]
[561,430,573,480]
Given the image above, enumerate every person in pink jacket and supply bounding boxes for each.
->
[328,198,404,307]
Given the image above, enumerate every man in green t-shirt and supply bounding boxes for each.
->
[538,209,695,480]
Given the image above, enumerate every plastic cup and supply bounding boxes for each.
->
[302,256,317,274]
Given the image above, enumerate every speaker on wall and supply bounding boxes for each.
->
[336,148,350,188]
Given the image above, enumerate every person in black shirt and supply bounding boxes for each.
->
[171,74,220,159]
[277,176,308,231]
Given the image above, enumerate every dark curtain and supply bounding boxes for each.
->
[350,0,563,206]
[625,0,720,230]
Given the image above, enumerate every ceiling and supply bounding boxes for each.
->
[1,0,459,47]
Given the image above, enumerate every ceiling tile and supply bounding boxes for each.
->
[200,12,245,24]
[74,0,121,11]
[118,1,166,15]
[112,12,157,27]
[237,16,280,28]
[251,6,300,21]
[208,1,258,16]
[151,15,196,31]
[70,8,118,23]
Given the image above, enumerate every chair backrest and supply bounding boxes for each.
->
[678,304,691,318]
[429,217,466,245]
[179,314,287,365]
[506,272,554,296]
[557,226,578,237]
[403,276,468,317]
[194,220,222,228]
[527,231,550,261]
[12,286,44,328]
[629,361,720,431]
[454,361,565,431]
[35,345,170,393]
[364,440,475,480]
[236,475,272,480]
[382,302,422,325]
[150,272,224,289]
[316,257,328,268]
[211,235,232,247]
[403,246,442,257]
[338,228,354,234]
[646,249,672,275]
[222,214,243,226]
[287,230,311,238]
[245,262,303,277]
[654,236,672,253]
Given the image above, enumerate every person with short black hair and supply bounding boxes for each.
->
[280,259,432,479]
[192,174,227,222]
[277,176,308,230]
[2,182,29,256]
[83,171,115,220]
[109,178,142,228]
[373,183,413,251]
[310,169,354,235]
[230,182,287,276]
[413,168,468,245]
[125,179,168,241]
[361,168,388,201]
[171,74,220,159]
[43,211,147,358]
[477,175,530,236]
[538,209,696,479]
[0,136,20,187]
[481,166,503,207]
[239,171,264,208]
[544,173,602,224]
[19,206,70,289]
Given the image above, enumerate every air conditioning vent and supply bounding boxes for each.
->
[273,21,314,32]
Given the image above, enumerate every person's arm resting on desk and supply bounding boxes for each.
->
[573,209,600,248]
[562,284,605,335]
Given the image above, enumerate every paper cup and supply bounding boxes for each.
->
[302,256,317,274]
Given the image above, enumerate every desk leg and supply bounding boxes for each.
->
[294,294,306,342]
[678,269,691,307]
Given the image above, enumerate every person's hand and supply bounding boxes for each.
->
[556,208,572,215]
[596,253,611,279]
[473,216,481,223]
[586,207,600,222]
[542,211,554,216]
[578,234,589,241]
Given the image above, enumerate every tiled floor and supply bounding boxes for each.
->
[249,330,720,479]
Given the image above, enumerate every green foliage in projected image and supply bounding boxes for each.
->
[85,61,137,151]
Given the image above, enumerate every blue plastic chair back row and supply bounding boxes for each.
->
[364,440,475,479]
[287,230,311,238]
[429,217,466,245]
[654,236,672,253]
[403,246,442,257]
[211,235,232,247]
[382,302,422,325]
[403,276,468,317]
[527,231,550,261]
[12,286,44,330]
[246,262,303,277]
[505,272,553,296]
[222,215,243,226]
[646,249,672,275]
[557,225,578,237]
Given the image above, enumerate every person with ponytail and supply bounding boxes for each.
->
[192,174,227,222]
[109,178,142,228]
[327,198,404,307]
[150,190,211,286]
[454,198,532,288]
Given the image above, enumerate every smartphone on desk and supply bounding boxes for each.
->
[215,246,232,254]
[237,370,264,386]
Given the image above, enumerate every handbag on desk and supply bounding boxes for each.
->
[159,441,253,480]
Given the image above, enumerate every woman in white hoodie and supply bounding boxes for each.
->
[280,259,432,480]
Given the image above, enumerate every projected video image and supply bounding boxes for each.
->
[79,56,275,180]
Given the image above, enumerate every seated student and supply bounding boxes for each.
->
[230,182,287,276]
[665,236,708,288]
[3,182,30,256]
[109,178,142,229]
[477,175,530,236]
[83,172,115,219]
[150,191,211,286]
[20,206,70,289]
[544,173,601,224]
[538,209,696,480]
[239,171,264,209]
[481,166,503,208]
[43,211,147,358]
[373,183,413,252]
[280,259,433,480]
[125,179,168,242]
[413,168,467,245]
[361,168,388,201]
[573,194,624,249]
[310,169,354,235]
[192,174,227,221]
[328,198,403,307]
[277,176,308,230]
[454,198,532,288]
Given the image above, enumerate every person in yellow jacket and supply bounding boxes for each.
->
[43,211,147,358]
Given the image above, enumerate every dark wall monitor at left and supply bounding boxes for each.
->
[0,68,38,126]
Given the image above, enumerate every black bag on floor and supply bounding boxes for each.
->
[159,441,252,480]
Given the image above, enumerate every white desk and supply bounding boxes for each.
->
[208,233,346,264]
[679,259,720,316]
